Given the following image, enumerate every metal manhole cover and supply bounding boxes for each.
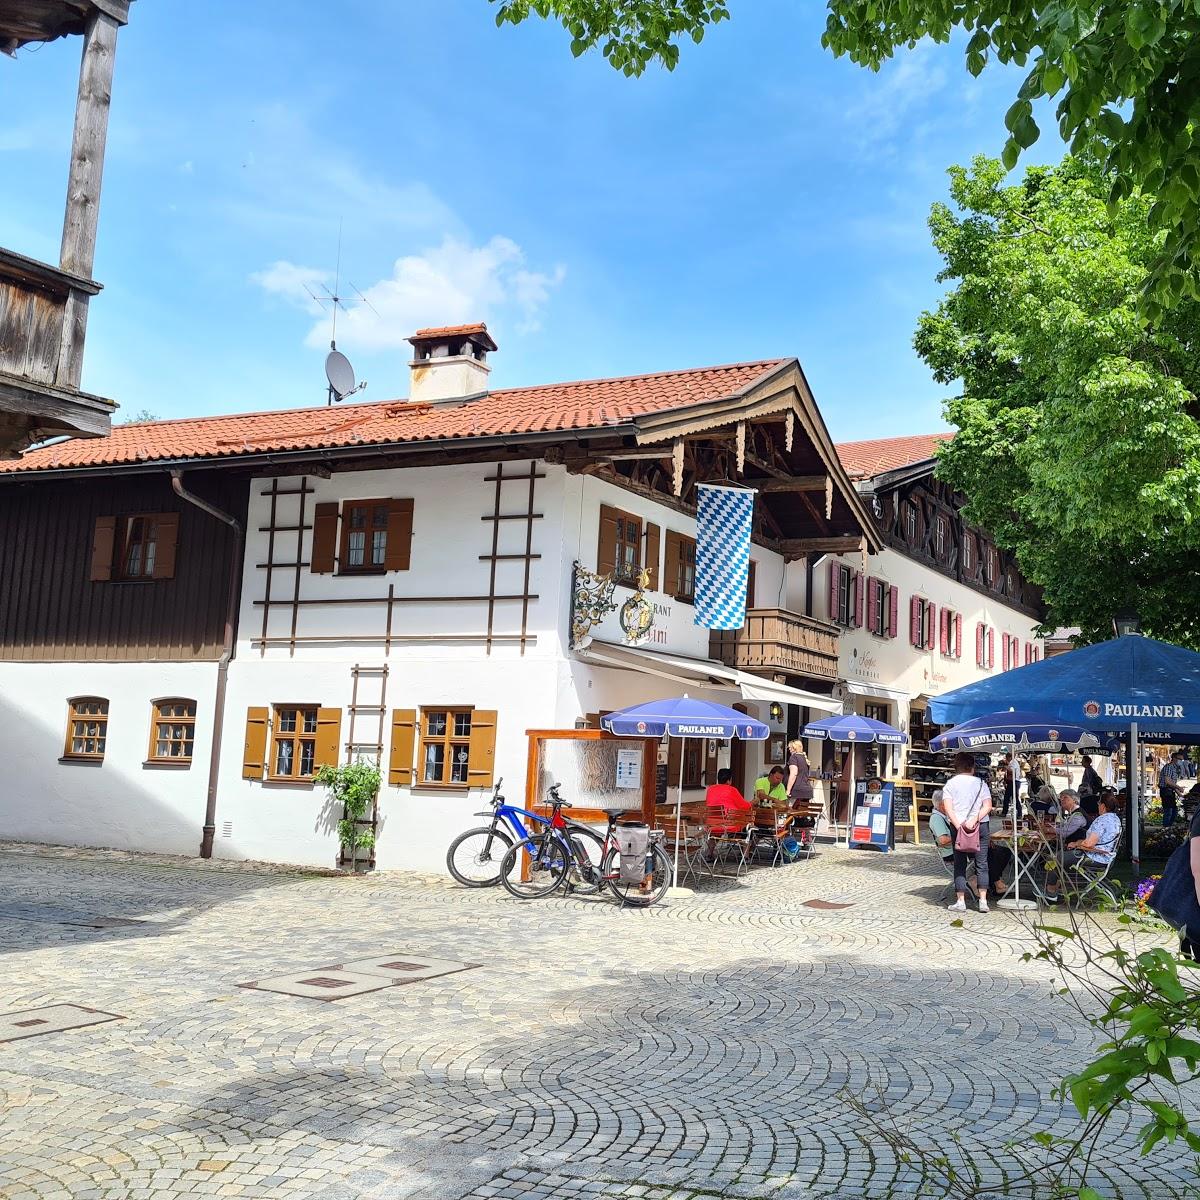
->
[0,1004,123,1043]
[240,954,479,1002]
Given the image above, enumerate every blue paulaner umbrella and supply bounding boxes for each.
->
[802,713,907,846]
[601,697,769,886]
[929,631,1200,865]
[929,711,1114,754]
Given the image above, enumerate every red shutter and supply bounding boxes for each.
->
[828,562,840,622]
[954,613,962,660]
[926,604,937,650]
[854,571,865,627]
[975,622,984,667]
[910,595,921,647]
[939,609,949,655]
[887,585,898,638]
[987,628,995,668]
[866,577,879,634]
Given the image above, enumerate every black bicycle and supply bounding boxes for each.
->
[498,784,672,907]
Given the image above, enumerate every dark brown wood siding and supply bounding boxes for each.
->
[0,472,248,661]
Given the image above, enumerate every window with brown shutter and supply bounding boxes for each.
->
[597,504,642,584]
[664,530,697,602]
[90,513,179,582]
[339,498,391,573]
[267,705,338,782]
[410,706,500,789]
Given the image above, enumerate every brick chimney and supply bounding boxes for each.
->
[406,323,497,404]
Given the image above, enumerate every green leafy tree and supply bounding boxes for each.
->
[917,154,1200,644]
[489,0,1200,306]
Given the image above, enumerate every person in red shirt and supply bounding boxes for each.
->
[706,768,751,833]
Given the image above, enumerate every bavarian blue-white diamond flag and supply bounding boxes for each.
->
[694,483,756,630]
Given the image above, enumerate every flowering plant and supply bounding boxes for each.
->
[1134,875,1162,915]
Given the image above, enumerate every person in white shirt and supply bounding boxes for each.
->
[942,752,994,913]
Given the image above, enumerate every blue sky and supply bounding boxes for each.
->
[0,1,1062,438]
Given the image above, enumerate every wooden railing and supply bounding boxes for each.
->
[710,608,840,681]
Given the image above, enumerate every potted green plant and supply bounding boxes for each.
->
[314,761,381,873]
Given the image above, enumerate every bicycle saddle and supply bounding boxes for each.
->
[603,808,633,820]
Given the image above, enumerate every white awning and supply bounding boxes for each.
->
[844,679,910,703]
[579,641,841,714]
[736,675,841,715]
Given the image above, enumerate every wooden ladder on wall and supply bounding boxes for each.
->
[341,663,389,869]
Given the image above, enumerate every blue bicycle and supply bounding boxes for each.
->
[445,778,556,887]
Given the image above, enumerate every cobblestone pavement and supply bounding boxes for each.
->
[0,842,1195,1199]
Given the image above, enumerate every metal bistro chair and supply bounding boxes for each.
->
[1062,830,1124,908]
[704,805,754,877]
[752,807,791,868]
[657,810,712,885]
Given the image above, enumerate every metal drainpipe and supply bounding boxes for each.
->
[170,470,243,858]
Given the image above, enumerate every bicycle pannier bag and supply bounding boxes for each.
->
[617,822,650,883]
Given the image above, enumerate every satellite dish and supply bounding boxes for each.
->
[325,349,357,400]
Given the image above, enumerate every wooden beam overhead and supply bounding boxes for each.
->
[775,536,869,557]
[756,476,827,493]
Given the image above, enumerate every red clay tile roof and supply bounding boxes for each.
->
[835,433,953,479]
[410,322,491,340]
[1,359,788,474]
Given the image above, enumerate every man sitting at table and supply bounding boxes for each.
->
[753,765,789,808]
[706,768,752,832]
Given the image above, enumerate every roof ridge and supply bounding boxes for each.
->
[94,358,790,432]
[834,431,950,448]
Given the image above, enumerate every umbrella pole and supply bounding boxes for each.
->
[672,736,686,889]
[846,744,855,848]
[1131,721,1140,870]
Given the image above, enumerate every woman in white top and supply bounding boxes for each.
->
[942,751,994,913]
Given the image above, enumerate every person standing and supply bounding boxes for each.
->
[785,739,816,847]
[1079,755,1103,805]
[1002,752,1023,818]
[1160,750,1185,828]
[943,752,994,913]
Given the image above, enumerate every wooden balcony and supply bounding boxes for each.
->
[710,607,840,682]
[0,247,114,457]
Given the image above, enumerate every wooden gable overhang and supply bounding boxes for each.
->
[865,458,1044,620]
[564,358,881,560]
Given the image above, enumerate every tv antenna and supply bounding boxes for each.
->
[305,221,377,404]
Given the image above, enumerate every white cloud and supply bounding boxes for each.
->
[253,236,565,350]
[842,44,949,153]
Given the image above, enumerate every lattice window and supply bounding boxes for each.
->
[65,697,108,760]
[419,708,473,785]
[149,699,196,764]
[272,706,318,779]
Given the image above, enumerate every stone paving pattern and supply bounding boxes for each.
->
[0,842,1195,1199]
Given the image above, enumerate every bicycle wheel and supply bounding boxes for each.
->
[446,825,514,887]
[602,842,673,907]
[562,824,606,896]
[499,833,570,900]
